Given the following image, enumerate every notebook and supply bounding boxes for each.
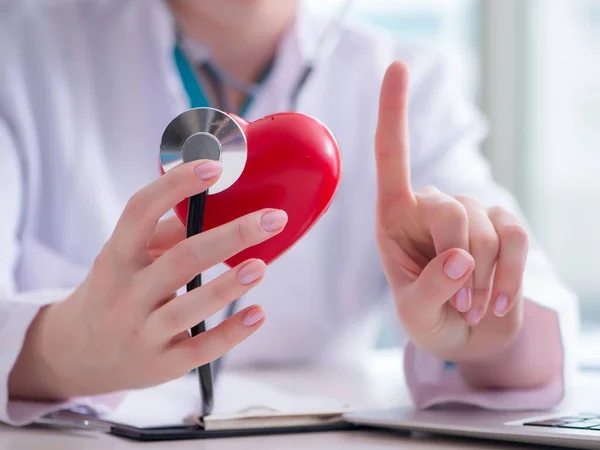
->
[103,372,353,433]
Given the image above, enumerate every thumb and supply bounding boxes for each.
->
[397,249,474,330]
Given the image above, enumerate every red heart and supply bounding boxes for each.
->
[168,112,342,267]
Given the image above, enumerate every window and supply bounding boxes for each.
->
[346,0,482,103]
[481,0,600,322]
[306,0,482,101]
[521,0,600,321]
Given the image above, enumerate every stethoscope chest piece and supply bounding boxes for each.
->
[160,107,247,194]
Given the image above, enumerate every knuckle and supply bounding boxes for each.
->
[454,195,483,211]
[209,280,233,307]
[235,215,258,249]
[438,200,467,224]
[91,247,113,275]
[124,190,149,223]
[473,230,500,257]
[113,240,140,265]
[93,242,135,277]
[498,223,529,248]
[487,206,505,221]
[171,242,200,275]
[453,194,472,205]
[130,321,153,348]
[159,305,184,335]
[453,194,485,209]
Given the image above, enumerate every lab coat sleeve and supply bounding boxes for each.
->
[0,121,124,426]
[398,52,580,410]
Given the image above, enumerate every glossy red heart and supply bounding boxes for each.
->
[168,112,342,267]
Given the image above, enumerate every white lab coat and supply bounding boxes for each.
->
[0,0,580,425]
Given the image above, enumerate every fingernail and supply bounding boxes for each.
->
[466,308,482,326]
[242,307,265,327]
[260,210,288,232]
[494,294,509,317]
[443,252,472,280]
[193,161,222,180]
[237,260,265,285]
[455,288,471,312]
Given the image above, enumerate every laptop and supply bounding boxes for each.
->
[345,407,600,449]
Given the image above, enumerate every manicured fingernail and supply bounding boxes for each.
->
[242,307,265,327]
[494,294,509,317]
[260,210,288,232]
[443,252,472,280]
[237,260,265,285]
[193,161,222,180]
[466,308,482,326]
[455,288,471,312]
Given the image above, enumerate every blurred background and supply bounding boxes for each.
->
[306,0,600,330]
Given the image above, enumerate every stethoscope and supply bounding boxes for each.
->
[161,1,354,418]
[175,0,354,114]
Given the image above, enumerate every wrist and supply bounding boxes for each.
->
[8,300,83,401]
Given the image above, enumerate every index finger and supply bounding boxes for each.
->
[375,60,413,203]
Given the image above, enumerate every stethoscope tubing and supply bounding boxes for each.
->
[173,0,354,415]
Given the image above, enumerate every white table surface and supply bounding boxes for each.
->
[1,348,597,450]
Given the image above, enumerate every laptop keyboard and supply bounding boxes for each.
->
[525,414,600,430]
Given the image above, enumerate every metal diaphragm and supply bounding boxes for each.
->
[160,107,247,194]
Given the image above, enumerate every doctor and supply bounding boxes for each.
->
[1,0,577,424]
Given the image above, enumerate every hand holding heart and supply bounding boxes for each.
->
[9,161,290,400]
[374,62,529,362]
[11,97,343,400]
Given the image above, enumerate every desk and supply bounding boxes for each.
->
[0,349,595,450]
